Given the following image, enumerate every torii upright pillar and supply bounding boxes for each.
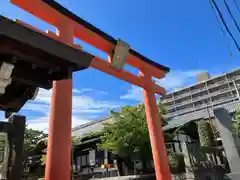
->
[45,17,74,180]
[141,71,171,180]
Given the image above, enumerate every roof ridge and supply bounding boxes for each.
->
[72,116,111,132]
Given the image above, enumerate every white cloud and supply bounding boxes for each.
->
[73,88,107,95]
[156,70,203,91]
[73,88,92,94]
[26,88,121,114]
[120,70,203,101]
[120,85,143,101]
[99,91,108,96]
[72,89,81,93]
[34,88,84,104]
[26,115,90,133]
[34,89,52,104]
[23,88,123,132]
[23,103,50,115]
[72,95,121,113]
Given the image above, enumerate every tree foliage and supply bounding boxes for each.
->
[98,105,149,158]
[98,103,170,160]
[168,152,185,174]
[24,128,82,153]
[197,121,215,147]
[233,109,240,138]
[24,127,47,152]
[72,136,82,145]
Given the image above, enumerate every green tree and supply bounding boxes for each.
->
[233,110,240,138]
[24,127,48,153]
[98,103,170,174]
[72,136,82,146]
[198,121,215,147]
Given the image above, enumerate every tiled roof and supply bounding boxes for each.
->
[72,117,113,138]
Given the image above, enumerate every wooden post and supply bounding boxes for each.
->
[45,17,74,180]
[141,71,171,180]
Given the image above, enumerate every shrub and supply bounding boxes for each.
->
[198,121,215,147]
[168,152,185,174]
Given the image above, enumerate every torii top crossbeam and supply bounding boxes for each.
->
[10,0,169,94]
[7,0,172,180]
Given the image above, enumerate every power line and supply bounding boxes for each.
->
[208,0,234,54]
[210,0,240,51]
[232,0,240,14]
[224,0,240,33]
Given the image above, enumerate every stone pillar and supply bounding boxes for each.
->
[214,108,240,180]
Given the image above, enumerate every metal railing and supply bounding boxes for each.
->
[207,80,228,89]
[191,87,207,95]
[175,99,193,107]
[174,92,191,101]
[162,98,174,103]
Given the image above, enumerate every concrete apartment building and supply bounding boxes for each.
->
[160,69,240,124]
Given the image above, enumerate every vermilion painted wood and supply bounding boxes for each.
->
[10,0,168,79]
[45,18,73,180]
[91,57,166,95]
[9,1,172,180]
[14,18,166,95]
[141,71,172,180]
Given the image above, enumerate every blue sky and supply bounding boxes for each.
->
[0,0,240,131]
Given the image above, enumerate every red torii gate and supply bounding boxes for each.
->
[9,0,172,179]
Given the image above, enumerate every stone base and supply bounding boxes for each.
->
[224,173,240,180]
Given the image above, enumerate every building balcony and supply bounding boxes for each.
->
[211,88,230,95]
[192,94,209,103]
[175,99,193,107]
[162,97,173,103]
[195,104,208,110]
[166,106,196,119]
[191,87,207,95]
[167,104,176,110]
[174,91,191,100]
[165,112,177,118]
[175,108,195,116]
[234,75,240,80]
[207,80,228,89]
[190,88,232,105]
[212,97,235,106]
